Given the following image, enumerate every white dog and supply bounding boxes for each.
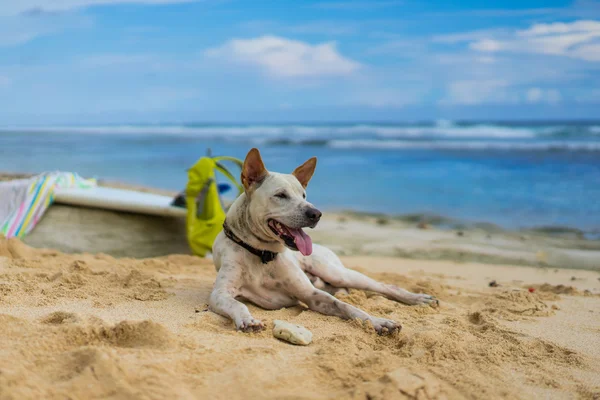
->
[209,148,438,335]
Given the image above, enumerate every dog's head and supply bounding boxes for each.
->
[240,148,321,256]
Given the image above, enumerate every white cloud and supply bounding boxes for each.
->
[518,20,600,36]
[0,0,198,16]
[525,88,561,103]
[441,80,515,105]
[570,43,600,61]
[469,39,503,52]
[205,36,361,78]
[526,87,543,103]
[466,20,600,62]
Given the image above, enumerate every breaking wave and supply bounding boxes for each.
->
[327,140,600,151]
[2,122,599,151]
[0,123,546,139]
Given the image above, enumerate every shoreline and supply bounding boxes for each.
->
[330,209,599,240]
[2,171,597,241]
[2,172,600,271]
[311,211,600,271]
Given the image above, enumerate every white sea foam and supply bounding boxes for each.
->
[328,139,600,151]
[0,121,600,148]
[374,125,537,138]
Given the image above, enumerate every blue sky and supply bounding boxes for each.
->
[1,0,600,124]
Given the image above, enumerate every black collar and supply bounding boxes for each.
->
[222,222,278,264]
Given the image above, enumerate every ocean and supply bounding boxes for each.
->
[1,121,599,235]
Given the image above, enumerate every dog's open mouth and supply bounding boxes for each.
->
[268,219,313,256]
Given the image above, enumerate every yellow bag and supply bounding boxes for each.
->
[185,155,243,257]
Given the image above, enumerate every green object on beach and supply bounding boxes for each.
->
[185,154,243,257]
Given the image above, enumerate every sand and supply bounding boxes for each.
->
[1,237,599,400]
[19,205,600,270]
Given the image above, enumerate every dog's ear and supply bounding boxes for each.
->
[241,148,268,191]
[292,157,317,189]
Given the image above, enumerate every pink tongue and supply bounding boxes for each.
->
[290,228,313,256]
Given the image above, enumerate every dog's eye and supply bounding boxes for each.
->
[275,192,289,200]
[303,193,306,199]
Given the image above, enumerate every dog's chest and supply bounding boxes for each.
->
[241,252,297,287]
[239,269,298,310]
[236,253,304,309]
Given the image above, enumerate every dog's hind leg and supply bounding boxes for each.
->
[305,272,349,296]
[305,245,438,307]
[209,266,265,332]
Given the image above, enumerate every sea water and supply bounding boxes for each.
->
[1,121,599,234]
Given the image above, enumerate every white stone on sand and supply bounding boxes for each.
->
[272,320,312,345]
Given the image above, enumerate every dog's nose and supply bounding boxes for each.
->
[305,208,322,222]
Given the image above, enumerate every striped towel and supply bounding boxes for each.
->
[0,172,96,239]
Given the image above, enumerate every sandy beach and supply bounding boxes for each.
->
[1,174,600,399]
[1,233,600,399]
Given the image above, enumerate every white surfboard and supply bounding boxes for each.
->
[54,186,187,217]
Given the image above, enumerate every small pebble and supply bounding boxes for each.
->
[273,320,312,346]
[489,280,500,287]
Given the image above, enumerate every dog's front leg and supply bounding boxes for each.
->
[288,275,400,335]
[209,267,264,332]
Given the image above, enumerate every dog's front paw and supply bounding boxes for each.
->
[370,317,401,336]
[236,317,265,332]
